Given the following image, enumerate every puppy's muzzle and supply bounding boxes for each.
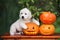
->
[22,16,24,19]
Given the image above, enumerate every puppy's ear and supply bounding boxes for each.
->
[28,13,32,19]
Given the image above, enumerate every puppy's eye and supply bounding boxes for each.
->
[21,13,23,14]
[25,13,27,15]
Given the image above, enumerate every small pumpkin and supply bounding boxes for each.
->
[40,12,56,24]
[23,22,39,35]
[39,24,55,35]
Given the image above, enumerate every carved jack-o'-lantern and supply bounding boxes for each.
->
[23,22,39,35]
[39,24,55,35]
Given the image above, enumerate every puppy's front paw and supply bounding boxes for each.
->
[15,33,21,34]
[10,33,15,36]
[15,32,23,35]
[23,25,27,29]
[20,23,27,29]
[21,25,27,29]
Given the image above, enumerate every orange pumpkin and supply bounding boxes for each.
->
[23,22,39,35]
[39,24,55,35]
[40,12,56,24]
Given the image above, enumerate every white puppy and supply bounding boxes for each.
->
[10,8,40,36]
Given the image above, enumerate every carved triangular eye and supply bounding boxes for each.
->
[33,27,34,29]
[48,27,50,29]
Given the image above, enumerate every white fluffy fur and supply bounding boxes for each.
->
[10,8,40,36]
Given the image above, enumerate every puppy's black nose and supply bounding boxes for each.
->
[22,16,24,19]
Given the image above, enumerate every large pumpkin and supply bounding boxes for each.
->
[23,22,39,35]
[39,24,55,35]
[40,12,56,24]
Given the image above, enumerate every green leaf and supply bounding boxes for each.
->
[38,8,42,11]
[31,0,34,3]
[54,12,57,15]
[36,12,40,16]
[55,27,60,33]
[26,2,29,7]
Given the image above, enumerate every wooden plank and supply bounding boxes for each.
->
[1,35,60,39]
[3,39,58,40]
[1,33,60,39]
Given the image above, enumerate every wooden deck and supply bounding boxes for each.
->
[1,33,60,40]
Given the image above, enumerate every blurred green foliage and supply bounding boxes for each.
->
[0,0,60,35]
[18,0,58,20]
